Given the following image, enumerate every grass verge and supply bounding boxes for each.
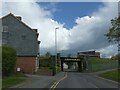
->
[2,76,25,88]
[2,72,26,88]
[86,58,118,72]
[98,70,120,82]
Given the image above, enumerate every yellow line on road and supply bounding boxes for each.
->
[49,72,67,90]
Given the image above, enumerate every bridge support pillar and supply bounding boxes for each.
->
[78,61,82,72]
[61,60,63,71]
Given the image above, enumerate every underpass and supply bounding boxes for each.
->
[61,57,86,72]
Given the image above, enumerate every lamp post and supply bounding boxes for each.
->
[117,24,120,57]
[117,24,120,71]
[55,27,59,74]
[118,2,120,85]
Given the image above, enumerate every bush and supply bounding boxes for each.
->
[39,57,52,68]
[14,72,26,77]
[2,46,16,76]
[49,66,54,69]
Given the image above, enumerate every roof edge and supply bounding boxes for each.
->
[1,13,38,34]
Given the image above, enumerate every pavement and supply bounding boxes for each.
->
[56,72,119,88]
[12,72,66,88]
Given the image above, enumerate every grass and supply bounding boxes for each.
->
[99,70,120,82]
[2,72,26,88]
[0,78,2,90]
[2,76,25,88]
[86,58,118,72]
[89,58,118,64]
[14,72,26,77]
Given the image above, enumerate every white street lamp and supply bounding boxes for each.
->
[55,27,59,73]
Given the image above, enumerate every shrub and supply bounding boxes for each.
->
[14,72,26,77]
[49,66,53,69]
[2,46,16,76]
[39,57,52,68]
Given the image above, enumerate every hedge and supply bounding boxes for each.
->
[2,46,16,76]
[39,57,52,68]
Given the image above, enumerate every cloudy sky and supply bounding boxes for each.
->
[1,0,119,58]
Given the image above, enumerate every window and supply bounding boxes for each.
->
[3,26,8,32]
[21,35,26,40]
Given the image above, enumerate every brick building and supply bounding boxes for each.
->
[1,13,40,74]
[77,51,100,59]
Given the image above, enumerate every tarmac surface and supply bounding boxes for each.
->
[56,72,119,88]
[11,69,120,89]
[13,72,66,88]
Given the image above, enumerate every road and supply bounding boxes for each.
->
[13,72,66,88]
[56,72,119,88]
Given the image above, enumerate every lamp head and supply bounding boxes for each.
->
[55,27,59,29]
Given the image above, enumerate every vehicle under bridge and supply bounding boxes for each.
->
[60,57,87,72]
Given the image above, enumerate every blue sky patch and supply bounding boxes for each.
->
[38,2,104,29]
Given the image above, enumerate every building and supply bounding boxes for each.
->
[77,51,100,70]
[1,13,40,74]
[77,51,100,59]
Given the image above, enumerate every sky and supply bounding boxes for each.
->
[1,0,119,58]
[38,2,105,29]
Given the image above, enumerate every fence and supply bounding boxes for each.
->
[86,58,118,72]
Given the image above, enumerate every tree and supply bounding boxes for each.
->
[111,55,117,60]
[105,16,120,67]
[105,16,120,43]
[45,52,51,57]
[2,46,16,76]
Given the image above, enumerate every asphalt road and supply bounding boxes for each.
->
[15,72,66,88]
[56,72,119,88]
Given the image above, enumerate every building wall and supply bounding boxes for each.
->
[77,51,100,59]
[16,56,36,74]
[2,14,39,56]
[1,14,40,74]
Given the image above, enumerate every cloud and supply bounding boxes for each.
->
[97,44,118,58]
[1,1,118,57]
[68,2,118,57]
[1,1,70,54]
